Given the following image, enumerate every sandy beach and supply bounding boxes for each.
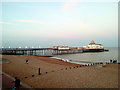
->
[1,55,118,88]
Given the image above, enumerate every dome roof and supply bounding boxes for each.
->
[89,40,95,45]
[91,40,95,43]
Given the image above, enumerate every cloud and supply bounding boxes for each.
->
[61,0,79,12]
[0,21,14,25]
[16,20,51,24]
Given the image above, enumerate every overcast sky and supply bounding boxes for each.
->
[1,1,118,48]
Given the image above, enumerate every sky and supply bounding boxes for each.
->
[0,1,118,48]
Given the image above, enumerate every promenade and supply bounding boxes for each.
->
[2,72,32,89]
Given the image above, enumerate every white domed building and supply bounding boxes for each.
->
[83,40,104,52]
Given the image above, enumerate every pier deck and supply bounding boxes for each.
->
[1,48,83,56]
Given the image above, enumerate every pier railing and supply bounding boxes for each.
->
[1,48,83,56]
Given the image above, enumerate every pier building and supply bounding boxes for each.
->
[83,40,104,52]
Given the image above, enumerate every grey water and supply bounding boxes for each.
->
[53,47,118,64]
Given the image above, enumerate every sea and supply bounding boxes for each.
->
[52,47,118,65]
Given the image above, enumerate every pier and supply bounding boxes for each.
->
[1,47,83,56]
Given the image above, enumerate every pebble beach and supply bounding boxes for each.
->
[1,55,118,88]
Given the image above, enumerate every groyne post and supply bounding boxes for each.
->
[38,68,41,75]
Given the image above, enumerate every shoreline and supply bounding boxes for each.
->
[32,55,109,65]
[34,55,81,66]
[1,54,118,66]
[1,55,118,88]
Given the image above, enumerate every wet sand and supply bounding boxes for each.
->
[1,55,118,88]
